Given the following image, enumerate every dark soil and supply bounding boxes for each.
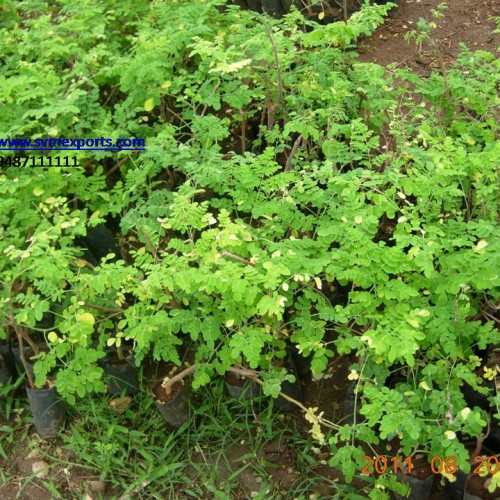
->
[152,379,182,404]
[357,0,499,71]
[225,372,247,387]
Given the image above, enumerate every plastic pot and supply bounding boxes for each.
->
[464,474,496,500]
[82,223,120,262]
[12,345,50,379]
[461,379,495,411]
[152,380,190,427]
[444,469,468,500]
[225,373,260,400]
[395,471,435,500]
[484,424,500,454]
[35,310,55,330]
[288,344,312,379]
[26,385,65,439]
[274,349,303,412]
[104,356,138,395]
[0,354,11,385]
[11,346,31,375]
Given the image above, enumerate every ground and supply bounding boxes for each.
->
[0,2,498,498]
[358,0,499,69]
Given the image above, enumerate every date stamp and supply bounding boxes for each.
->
[362,455,500,475]
[0,155,79,168]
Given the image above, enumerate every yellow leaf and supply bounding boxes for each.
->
[460,407,471,420]
[47,331,58,343]
[78,312,95,325]
[442,471,457,482]
[318,11,325,20]
[282,282,289,292]
[161,81,172,89]
[444,430,456,440]
[33,187,44,196]
[225,319,235,328]
[107,338,116,347]
[144,98,155,112]
[354,216,363,224]
[75,259,87,268]
[419,380,431,391]
[475,239,488,251]
[407,318,420,328]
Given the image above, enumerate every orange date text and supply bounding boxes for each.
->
[361,455,499,475]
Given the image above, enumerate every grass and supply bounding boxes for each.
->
[0,371,362,499]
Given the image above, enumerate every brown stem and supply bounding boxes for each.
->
[105,156,130,178]
[83,302,124,314]
[161,364,196,397]
[264,24,284,112]
[20,329,39,356]
[240,112,247,154]
[220,250,254,267]
[160,363,340,430]
[14,324,35,389]
[116,342,125,362]
[229,365,340,430]
[473,431,485,459]
[200,80,221,117]
[6,283,35,388]
[263,23,286,130]
[284,134,303,172]
[141,229,159,264]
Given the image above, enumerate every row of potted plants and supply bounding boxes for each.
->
[0,344,307,437]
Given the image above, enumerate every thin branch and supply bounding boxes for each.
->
[231,365,340,430]
[200,79,221,117]
[105,156,130,178]
[141,229,159,264]
[20,328,39,356]
[220,250,255,267]
[13,324,35,389]
[240,111,247,154]
[161,364,196,397]
[160,363,340,430]
[284,134,303,172]
[263,23,286,130]
[264,25,283,109]
[7,284,35,388]
[83,302,124,314]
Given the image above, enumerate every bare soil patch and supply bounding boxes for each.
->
[358,0,499,71]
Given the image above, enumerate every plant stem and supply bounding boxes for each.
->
[161,364,196,396]
[7,283,36,388]
[284,134,303,172]
[84,302,124,314]
[220,250,254,267]
[160,363,340,430]
[13,324,35,389]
